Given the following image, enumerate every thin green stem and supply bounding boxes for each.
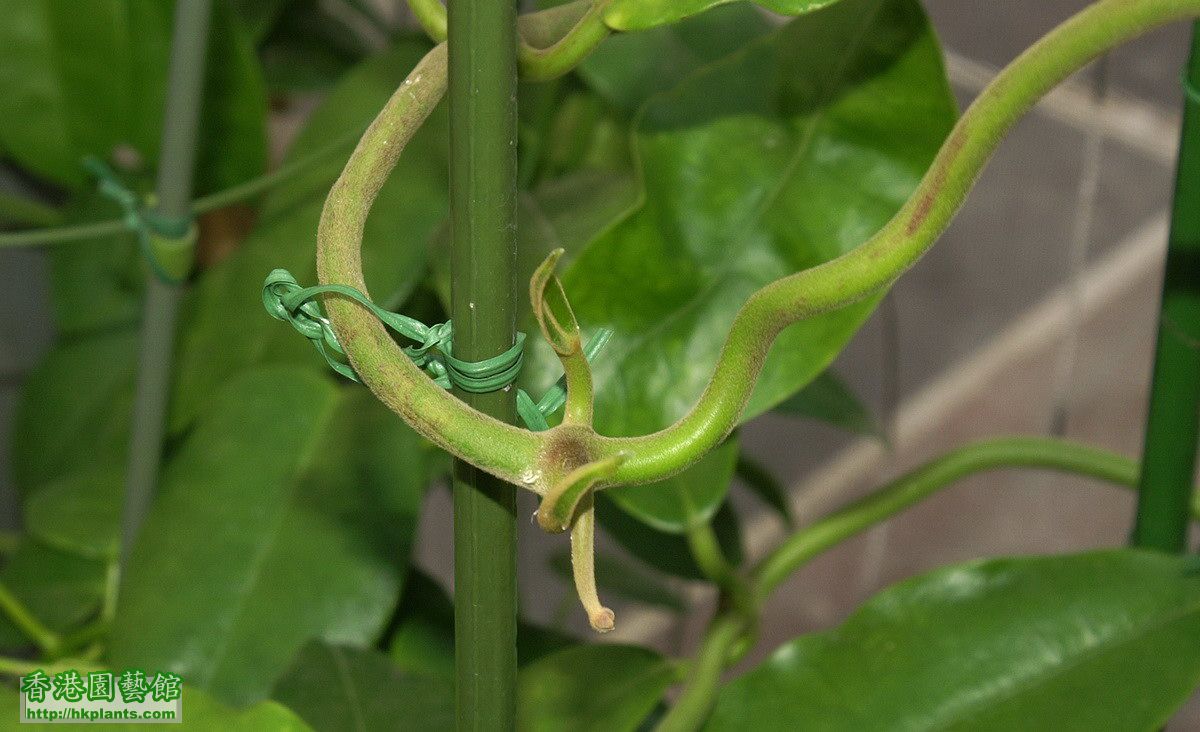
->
[191,131,361,214]
[654,613,746,732]
[0,219,126,249]
[0,582,60,656]
[752,437,1191,602]
[0,190,60,228]
[685,521,744,605]
[118,0,212,575]
[0,130,361,251]
[1131,22,1200,553]
[317,0,1200,498]
[447,0,520,725]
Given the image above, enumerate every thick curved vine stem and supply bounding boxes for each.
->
[406,0,610,81]
[319,0,1200,502]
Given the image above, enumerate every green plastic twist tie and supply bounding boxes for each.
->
[84,156,196,284]
[262,269,611,432]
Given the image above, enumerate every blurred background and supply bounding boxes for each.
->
[1,0,1198,725]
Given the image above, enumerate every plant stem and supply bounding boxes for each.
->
[118,0,212,575]
[753,437,1185,602]
[0,582,60,656]
[1131,22,1200,553]
[317,0,1200,496]
[654,613,746,732]
[447,0,519,727]
[0,189,60,228]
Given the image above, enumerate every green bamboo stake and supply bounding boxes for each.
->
[1131,22,1200,553]
[447,0,520,727]
[118,0,212,573]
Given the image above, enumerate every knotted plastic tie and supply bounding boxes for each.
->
[84,156,196,284]
[262,269,611,432]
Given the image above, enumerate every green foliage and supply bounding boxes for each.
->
[110,369,429,704]
[548,549,687,613]
[527,0,955,447]
[607,436,739,532]
[4,0,1197,729]
[0,684,313,730]
[604,0,842,32]
[773,369,883,439]
[0,0,266,192]
[11,329,136,493]
[518,645,680,731]
[273,642,454,732]
[0,542,106,650]
[171,39,447,432]
[708,551,1200,731]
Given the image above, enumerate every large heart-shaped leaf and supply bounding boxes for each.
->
[0,0,266,192]
[0,685,312,730]
[172,40,447,432]
[272,642,454,732]
[111,369,430,704]
[531,0,954,443]
[518,645,680,732]
[603,0,841,32]
[11,329,136,493]
[707,550,1200,731]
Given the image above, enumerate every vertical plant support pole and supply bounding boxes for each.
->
[1131,23,1200,553]
[119,0,212,572]
[448,0,520,727]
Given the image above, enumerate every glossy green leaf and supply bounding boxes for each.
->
[112,369,429,704]
[596,497,743,580]
[518,645,680,732]
[0,685,312,730]
[272,642,453,732]
[173,40,447,432]
[707,551,1200,731]
[530,0,954,448]
[0,0,266,192]
[580,3,775,113]
[607,435,739,533]
[24,468,123,560]
[548,549,686,613]
[773,369,883,438]
[0,541,106,651]
[11,329,136,493]
[603,0,841,32]
[431,167,640,316]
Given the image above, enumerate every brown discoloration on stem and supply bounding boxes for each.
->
[905,125,967,236]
